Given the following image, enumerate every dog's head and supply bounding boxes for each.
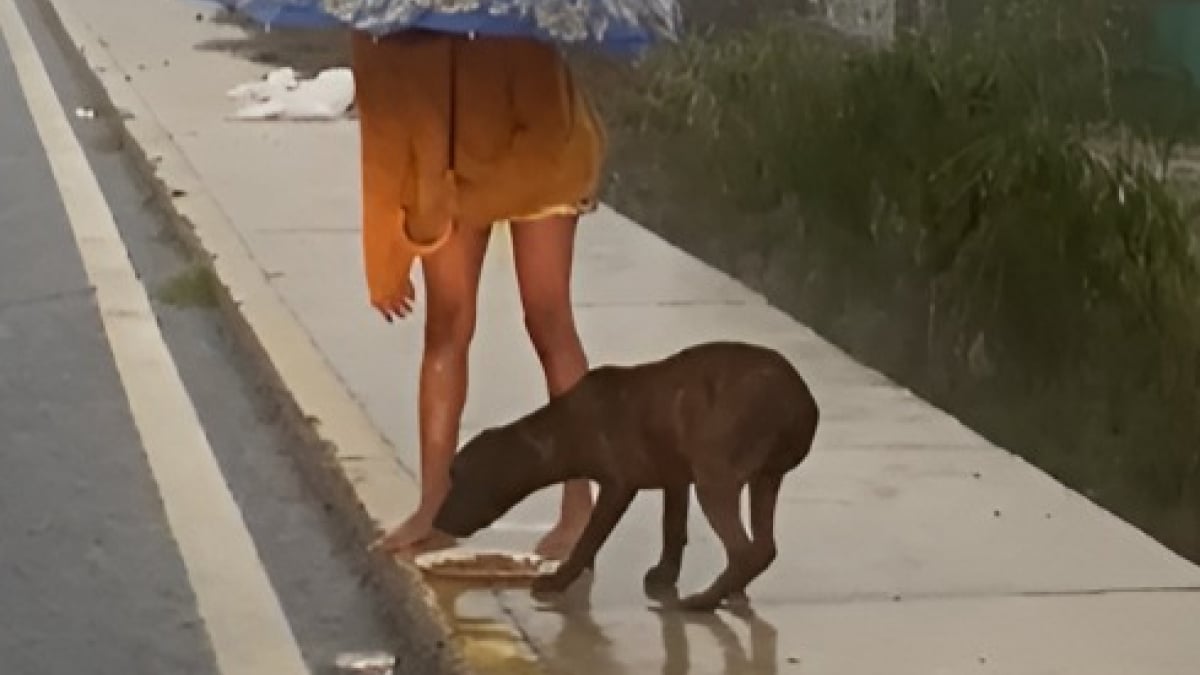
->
[433,427,550,538]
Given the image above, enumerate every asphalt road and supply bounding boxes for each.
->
[0,1,442,673]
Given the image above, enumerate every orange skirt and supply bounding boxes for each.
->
[351,31,606,310]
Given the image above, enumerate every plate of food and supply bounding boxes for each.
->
[413,548,560,581]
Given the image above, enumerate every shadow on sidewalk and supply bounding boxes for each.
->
[193,10,350,76]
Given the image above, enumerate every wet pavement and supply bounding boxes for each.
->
[42,0,1200,672]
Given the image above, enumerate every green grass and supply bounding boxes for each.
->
[592,0,1200,559]
[156,263,220,309]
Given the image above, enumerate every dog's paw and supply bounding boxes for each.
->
[530,570,574,597]
[643,563,681,598]
[725,590,750,608]
[677,590,723,613]
[644,562,681,587]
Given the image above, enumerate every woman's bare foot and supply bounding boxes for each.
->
[370,511,456,558]
[534,516,589,561]
[535,480,594,561]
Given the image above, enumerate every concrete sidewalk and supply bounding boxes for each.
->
[50,0,1200,672]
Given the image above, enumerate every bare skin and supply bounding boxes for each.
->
[511,214,595,559]
[371,214,594,559]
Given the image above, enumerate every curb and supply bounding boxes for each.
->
[33,1,542,672]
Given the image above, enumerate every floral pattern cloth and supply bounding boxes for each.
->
[320,0,680,43]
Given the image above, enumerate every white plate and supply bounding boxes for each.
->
[413,547,560,580]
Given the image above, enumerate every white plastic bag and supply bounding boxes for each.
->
[226,67,355,121]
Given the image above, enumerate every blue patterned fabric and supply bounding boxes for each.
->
[205,0,680,55]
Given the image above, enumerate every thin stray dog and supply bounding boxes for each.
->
[432,341,820,611]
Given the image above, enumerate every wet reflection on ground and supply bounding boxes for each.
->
[427,577,543,675]
[653,597,779,675]
[429,569,786,674]
[424,549,790,675]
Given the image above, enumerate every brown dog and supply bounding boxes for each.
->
[432,341,819,611]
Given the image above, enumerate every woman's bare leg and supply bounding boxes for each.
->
[511,214,594,560]
[374,224,491,554]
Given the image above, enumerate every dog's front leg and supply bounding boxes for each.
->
[645,483,689,597]
[532,483,636,596]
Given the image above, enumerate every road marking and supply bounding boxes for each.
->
[0,2,310,674]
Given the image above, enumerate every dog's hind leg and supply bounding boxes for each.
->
[719,471,784,606]
[644,483,689,598]
[679,479,753,612]
[731,472,783,599]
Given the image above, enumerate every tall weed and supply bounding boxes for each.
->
[618,2,1200,555]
